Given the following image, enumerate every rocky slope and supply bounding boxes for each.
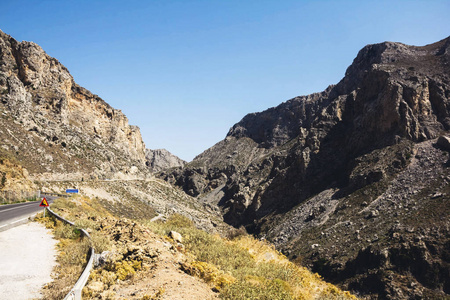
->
[42,178,227,235]
[0,29,149,180]
[0,28,227,240]
[162,37,450,299]
[145,148,186,173]
[0,153,37,195]
[44,196,355,300]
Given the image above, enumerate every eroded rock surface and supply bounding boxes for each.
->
[145,149,186,173]
[162,37,450,299]
[0,30,148,180]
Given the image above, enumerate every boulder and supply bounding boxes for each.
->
[169,231,183,243]
[436,136,450,151]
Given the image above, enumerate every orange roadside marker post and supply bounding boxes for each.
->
[39,197,49,217]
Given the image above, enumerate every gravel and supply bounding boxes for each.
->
[0,221,57,299]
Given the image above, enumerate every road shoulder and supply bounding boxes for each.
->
[0,221,58,300]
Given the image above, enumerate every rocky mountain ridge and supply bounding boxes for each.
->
[162,37,450,299]
[0,29,148,180]
[145,148,186,173]
[0,30,184,183]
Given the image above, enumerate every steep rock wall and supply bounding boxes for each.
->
[0,30,147,179]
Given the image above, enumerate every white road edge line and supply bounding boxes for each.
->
[11,216,31,224]
[0,202,40,213]
[0,213,37,229]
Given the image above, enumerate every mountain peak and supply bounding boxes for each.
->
[337,37,450,96]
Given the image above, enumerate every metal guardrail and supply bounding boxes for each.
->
[64,247,94,300]
[46,206,94,300]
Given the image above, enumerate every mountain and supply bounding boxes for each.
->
[0,29,186,182]
[162,37,450,299]
[145,148,186,173]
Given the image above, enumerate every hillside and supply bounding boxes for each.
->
[1,27,449,299]
[40,195,355,299]
[0,29,355,299]
[161,37,450,299]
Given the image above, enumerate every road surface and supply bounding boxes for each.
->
[0,196,56,231]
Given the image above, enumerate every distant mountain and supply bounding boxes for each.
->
[162,37,450,299]
[0,29,150,181]
[145,148,186,172]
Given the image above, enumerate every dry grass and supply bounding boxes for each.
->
[40,197,356,299]
[36,211,90,299]
[147,214,357,300]
[36,196,113,299]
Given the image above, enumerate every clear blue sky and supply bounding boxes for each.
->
[1,0,449,161]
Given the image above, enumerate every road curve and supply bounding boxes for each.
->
[0,196,56,231]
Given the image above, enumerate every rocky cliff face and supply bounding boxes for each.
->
[0,30,148,180]
[145,149,186,173]
[162,37,450,299]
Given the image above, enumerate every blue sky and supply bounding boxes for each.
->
[1,0,449,161]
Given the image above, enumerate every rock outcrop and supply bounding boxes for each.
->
[145,149,186,173]
[0,29,148,180]
[162,37,450,299]
[0,154,36,192]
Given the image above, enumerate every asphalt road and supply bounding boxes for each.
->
[0,196,56,231]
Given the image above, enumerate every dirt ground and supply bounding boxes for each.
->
[83,216,220,300]
[111,238,219,299]
[0,222,57,300]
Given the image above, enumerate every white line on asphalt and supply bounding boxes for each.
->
[0,214,36,229]
[0,202,40,213]
[11,216,31,224]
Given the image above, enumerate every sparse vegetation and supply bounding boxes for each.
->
[39,196,355,299]
[36,209,91,299]
[141,287,165,300]
[1,173,6,188]
[148,214,356,299]
[0,154,39,204]
[35,196,114,299]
